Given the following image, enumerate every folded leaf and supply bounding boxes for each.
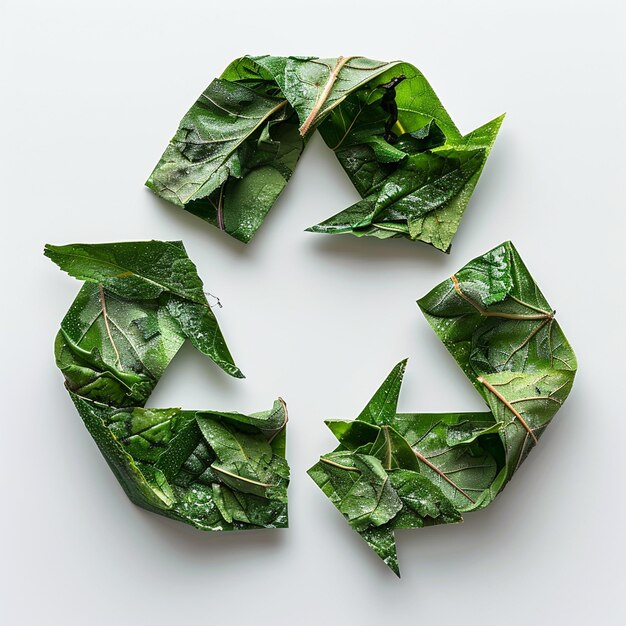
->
[147,75,305,243]
[46,241,242,381]
[47,241,289,531]
[418,240,577,469]
[250,56,399,136]
[311,61,504,251]
[309,241,576,575]
[45,240,207,303]
[306,149,485,248]
[148,56,502,249]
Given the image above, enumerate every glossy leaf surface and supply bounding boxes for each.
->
[148,56,501,249]
[309,242,576,575]
[47,241,289,531]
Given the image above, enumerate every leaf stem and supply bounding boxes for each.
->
[508,294,553,316]
[211,465,274,488]
[319,457,360,472]
[328,103,364,150]
[451,275,554,320]
[383,426,392,470]
[299,56,357,137]
[204,291,223,308]
[98,285,122,369]
[477,377,538,444]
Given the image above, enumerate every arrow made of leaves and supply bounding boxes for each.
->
[147,55,503,251]
[308,241,577,576]
[45,240,289,531]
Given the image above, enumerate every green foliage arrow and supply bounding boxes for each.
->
[147,55,502,250]
[46,240,289,531]
[308,241,577,575]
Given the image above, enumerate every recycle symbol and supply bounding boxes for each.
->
[45,55,577,577]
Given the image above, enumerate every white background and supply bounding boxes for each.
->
[1,1,625,624]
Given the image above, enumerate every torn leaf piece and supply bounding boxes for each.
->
[47,241,290,531]
[310,245,575,574]
[73,396,289,530]
[418,240,577,474]
[311,61,504,251]
[147,69,305,243]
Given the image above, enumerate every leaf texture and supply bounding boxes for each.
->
[47,241,289,531]
[308,241,576,575]
[147,56,502,249]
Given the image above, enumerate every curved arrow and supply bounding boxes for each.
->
[46,240,289,531]
[308,241,577,576]
[147,55,502,251]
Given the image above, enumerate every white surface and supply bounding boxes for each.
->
[1,1,625,624]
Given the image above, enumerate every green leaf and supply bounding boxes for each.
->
[392,412,498,511]
[356,358,406,425]
[48,242,288,531]
[196,398,287,433]
[54,284,175,406]
[147,74,304,243]
[358,525,400,577]
[251,56,399,135]
[310,242,576,574]
[45,240,207,303]
[389,470,461,527]
[47,241,242,380]
[147,56,501,248]
[196,413,287,500]
[164,295,243,379]
[477,370,574,477]
[305,149,485,250]
[311,62,504,250]
[369,426,420,472]
[337,454,403,531]
[418,240,577,392]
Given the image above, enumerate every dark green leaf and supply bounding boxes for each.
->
[310,242,576,574]
[48,241,288,531]
[147,73,304,243]
[47,241,242,380]
[337,454,403,531]
[306,149,485,249]
[356,358,406,425]
[147,56,501,249]
[311,62,504,250]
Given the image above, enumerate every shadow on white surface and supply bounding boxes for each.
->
[136,507,287,561]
